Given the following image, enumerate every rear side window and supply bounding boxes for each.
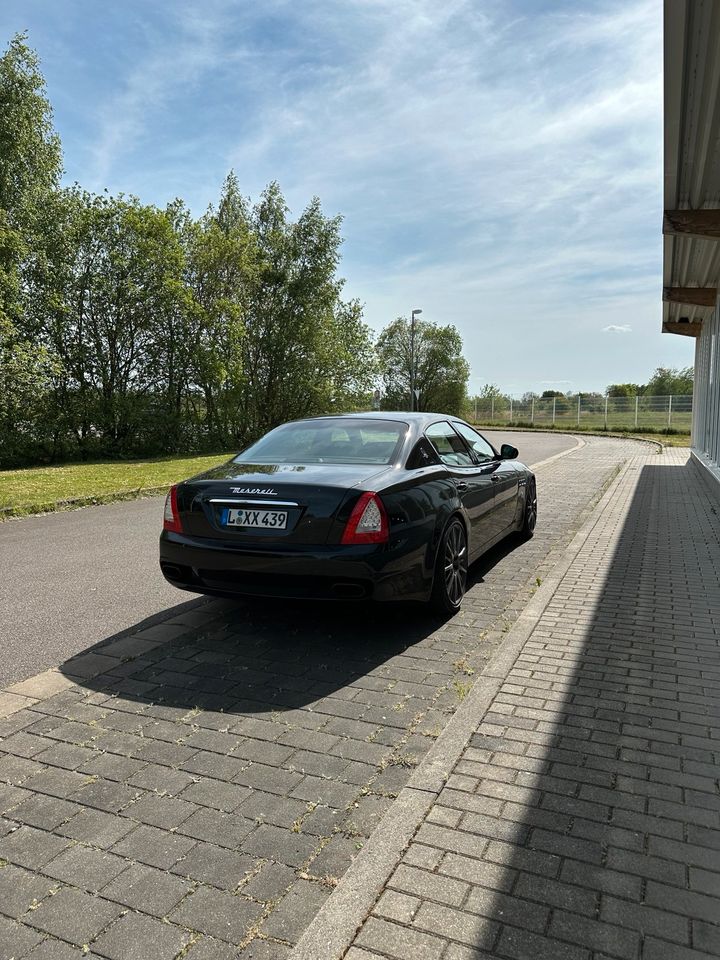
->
[425,422,474,467]
[406,438,439,469]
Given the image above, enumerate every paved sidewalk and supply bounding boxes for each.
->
[0,436,653,959]
[310,448,720,960]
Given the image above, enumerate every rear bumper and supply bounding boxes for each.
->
[159,531,431,602]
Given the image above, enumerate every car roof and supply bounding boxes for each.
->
[294,412,462,427]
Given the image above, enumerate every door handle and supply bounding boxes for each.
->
[491,475,501,482]
[455,481,468,492]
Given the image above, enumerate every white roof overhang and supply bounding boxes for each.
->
[663,0,720,337]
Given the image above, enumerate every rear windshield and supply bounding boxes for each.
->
[235,419,407,465]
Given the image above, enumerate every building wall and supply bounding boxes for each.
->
[693,305,720,471]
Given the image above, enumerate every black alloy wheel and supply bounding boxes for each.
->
[431,517,468,615]
[521,478,537,539]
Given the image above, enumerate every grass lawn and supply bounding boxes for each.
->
[0,452,234,518]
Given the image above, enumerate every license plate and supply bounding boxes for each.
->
[222,507,288,530]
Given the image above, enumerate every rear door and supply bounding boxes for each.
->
[425,421,495,555]
[451,422,520,537]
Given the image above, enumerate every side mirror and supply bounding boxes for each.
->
[500,443,518,460]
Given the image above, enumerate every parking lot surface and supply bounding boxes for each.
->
[0,435,645,958]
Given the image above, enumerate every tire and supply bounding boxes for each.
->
[430,517,468,615]
[521,477,537,539]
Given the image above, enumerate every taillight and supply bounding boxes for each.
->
[163,485,183,533]
[341,492,388,544]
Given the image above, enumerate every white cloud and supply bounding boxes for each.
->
[63,0,689,390]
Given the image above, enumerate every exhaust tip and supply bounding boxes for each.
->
[331,582,367,599]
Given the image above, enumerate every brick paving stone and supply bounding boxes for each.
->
[179,777,250,811]
[0,782,30,814]
[25,885,124,944]
[111,824,197,869]
[120,792,198,828]
[170,840,254,889]
[176,807,256,849]
[241,860,296,901]
[100,861,191,916]
[90,911,191,960]
[238,790,308,828]
[242,823,320,867]
[9,793,82,830]
[24,940,94,959]
[70,778,144,813]
[0,863,58,919]
[170,886,264,943]
[238,941,292,960]
[184,938,238,960]
[291,775,358,809]
[355,916,446,959]
[41,843,129,893]
[343,794,394,837]
[21,765,92,800]
[260,877,332,942]
[0,914,45,959]
[389,863,468,908]
[0,824,72,869]
[57,807,136,849]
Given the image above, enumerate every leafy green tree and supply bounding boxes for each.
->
[235,183,375,443]
[0,33,62,462]
[376,317,469,415]
[606,383,643,398]
[469,383,509,419]
[26,188,188,457]
[538,389,570,414]
[644,366,694,396]
[183,173,253,446]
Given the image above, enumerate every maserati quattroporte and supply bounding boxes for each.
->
[159,413,537,614]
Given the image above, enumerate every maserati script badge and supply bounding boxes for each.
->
[230,487,277,495]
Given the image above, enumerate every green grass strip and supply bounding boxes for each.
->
[0,452,234,519]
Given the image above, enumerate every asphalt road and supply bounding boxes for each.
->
[0,431,579,688]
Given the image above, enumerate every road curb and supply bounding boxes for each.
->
[290,454,638,960]
[480,426,665,453]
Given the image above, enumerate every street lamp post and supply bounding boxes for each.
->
[410,308,422,411]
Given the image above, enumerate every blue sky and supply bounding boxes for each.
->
[1,0,692,394]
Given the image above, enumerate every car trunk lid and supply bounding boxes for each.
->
[177,461,392,545]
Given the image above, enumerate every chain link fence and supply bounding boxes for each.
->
[467,395,693,432]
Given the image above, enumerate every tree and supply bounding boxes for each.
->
[235,183,375,443]
[376,317,469,415]
[606,383,643,398]
[24,188,188,457]
[0,34,61,319]
[469,383,509,419]
[644,366,694,396]
[540,389,570,414]
[0,34,62,463]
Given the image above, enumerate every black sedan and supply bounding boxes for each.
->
[159,413,537,614]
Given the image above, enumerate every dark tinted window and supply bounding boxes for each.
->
[425,422,474,467]
[235,419,407,465]
[406,438,439,469]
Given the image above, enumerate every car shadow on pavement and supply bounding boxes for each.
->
[57,532,530,715]
[58,593,447,714]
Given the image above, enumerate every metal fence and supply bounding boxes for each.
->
[468,395,693,432]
